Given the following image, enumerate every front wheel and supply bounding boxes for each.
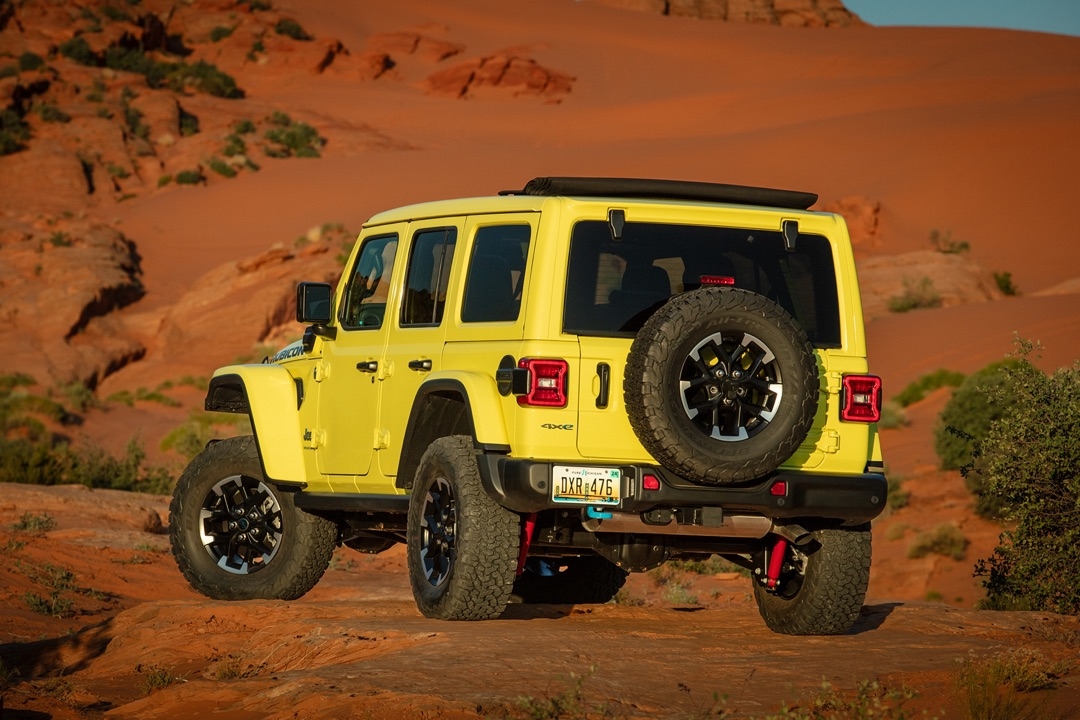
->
[169,436,337,601]
[752,524,871,635]
[407,436,520,620]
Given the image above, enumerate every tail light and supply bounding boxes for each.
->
[517,358,569,407]
[840,374,882,422]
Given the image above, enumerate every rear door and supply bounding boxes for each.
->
[376,221,462,478]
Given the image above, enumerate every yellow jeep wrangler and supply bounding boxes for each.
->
[170,177,886,635]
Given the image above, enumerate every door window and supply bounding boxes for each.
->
[340,234,398,330]
[461,224,531,323]
[402,228,457,326]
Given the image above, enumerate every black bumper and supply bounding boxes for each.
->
[475,455,887,522]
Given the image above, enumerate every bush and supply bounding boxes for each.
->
[263,112,325,158]
[148,60,244,99]
[179,107,200,136]
[877,401,907,429]
[161,411,250,461]
[175,168,205,185]
[274,18,312,41]
[210,25,235,42]
[930,228,969,254]
[994,270,1019,296]
[208,156,237,178]
[888,276,942,313]
[0,108,31,155]
[907,523,967,561]
[59,36,98,65]
[18,52,45,72]
[934,360,1026,471]
[893,368,966,407]
[975,345,1080,615]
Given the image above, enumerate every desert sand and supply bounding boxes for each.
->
[1,0,1079,716]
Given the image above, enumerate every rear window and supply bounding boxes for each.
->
[563,221,841,347]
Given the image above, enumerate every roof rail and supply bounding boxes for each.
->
[501,177,817,210]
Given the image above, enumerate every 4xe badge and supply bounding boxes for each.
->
[541,423,574,430]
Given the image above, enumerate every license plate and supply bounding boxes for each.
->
[551,466,621,505]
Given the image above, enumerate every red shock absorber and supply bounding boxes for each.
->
[766,536,788,589]
[517,512,537,576]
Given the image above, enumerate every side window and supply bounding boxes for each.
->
[461,224,531,323]
[340,234,398,329]
[402,227,457,326]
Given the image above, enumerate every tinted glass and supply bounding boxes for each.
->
[563,221,841,347]
[461,225,531,323]
[340,234,397,329]
[402,227,457,326]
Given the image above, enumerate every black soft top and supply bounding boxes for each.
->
[502,177,817,211]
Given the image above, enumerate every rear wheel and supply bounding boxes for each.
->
[407,436,520,620]
[752,524,871,635]
[513,556,628,605]
[169,436,337,601]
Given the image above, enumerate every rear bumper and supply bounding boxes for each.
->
[475,455,887,522]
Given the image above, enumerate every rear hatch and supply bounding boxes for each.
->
[567,217,842,465]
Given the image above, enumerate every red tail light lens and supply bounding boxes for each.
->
[841,374,882,422]
[517,358,569,407]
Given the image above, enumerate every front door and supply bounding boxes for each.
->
[315,228,402,480]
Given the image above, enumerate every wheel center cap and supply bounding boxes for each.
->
[237,518,249,531]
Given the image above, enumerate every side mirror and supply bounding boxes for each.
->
[296,282,333,324]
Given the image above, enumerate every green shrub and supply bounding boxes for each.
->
[930,228,969,254]
[877,401,907,429]
[210,25,235,42]
[222,133,246,157]
[104,44,156,75]
[974,346,1080,615]
[263,112,325,158]
[956,649,1065,720]
[59,36,98,65]
[234,118,256,134]
[994,270,1019,296]
[147,60,244,98]
[208,156,237,177]
[887,477,909,511]
[179,106,200,136]
[893,368,966,407]
[0,65,18,79]
[888,276,942,313]
[14,512,57,532]
[0,108,31,155]
[240,0,272,9]
[907,523,967,560]
[122,99,149,139]
[175,168,205,185]
[107,163,130,178]
[274,18,312,41]
[934,360,1027,471]
[18,51,45,72]
[161,411,250,461]
[0,435,173,493]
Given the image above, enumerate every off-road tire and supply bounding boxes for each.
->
[512,555,629,605]
[169,436,337,601]
[752,524,871,635]
[407,436,520,620]
[625,287,818,484]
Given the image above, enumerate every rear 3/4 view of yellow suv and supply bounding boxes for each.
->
[169,177,887,635]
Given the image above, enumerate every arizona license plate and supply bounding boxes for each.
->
[551,466,621,505]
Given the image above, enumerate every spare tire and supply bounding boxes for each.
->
[624,287,818,484]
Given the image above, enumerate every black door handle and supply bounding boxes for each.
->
[596,362,610,408]
[408,359,432,371]
[356,361,378,373]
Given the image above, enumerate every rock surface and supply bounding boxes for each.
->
[592,0,864,27]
